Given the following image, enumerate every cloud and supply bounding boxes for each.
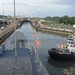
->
[46,0,75,6]
[0,0,75,17]
[2,2,28,6]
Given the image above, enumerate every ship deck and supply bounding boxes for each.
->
[0,41,49,75]
[0,48,33,75]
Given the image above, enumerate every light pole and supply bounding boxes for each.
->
[14,0,17,57]
[2,3,4,28]
[12,0,18,73]
[38,9,40,18]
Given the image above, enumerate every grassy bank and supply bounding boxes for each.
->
[41,20,75,33]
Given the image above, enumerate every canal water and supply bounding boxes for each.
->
[19,23,75,75]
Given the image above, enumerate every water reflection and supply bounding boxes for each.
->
[35,39,41,49]
[32,33,41,49]
[63,67,74,75]
[47,56,75,68]
[48,56,75,75]
[38,30,68,38]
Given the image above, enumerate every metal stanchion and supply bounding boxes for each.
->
[12,0,18,74]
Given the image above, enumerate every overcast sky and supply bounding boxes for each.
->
[0,0,75,17]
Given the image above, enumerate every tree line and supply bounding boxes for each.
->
[0,15,7,19]
[44,15,75,25]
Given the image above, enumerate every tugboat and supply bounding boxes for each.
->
[48,35,75,60]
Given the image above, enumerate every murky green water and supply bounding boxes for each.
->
[21,23,75,75]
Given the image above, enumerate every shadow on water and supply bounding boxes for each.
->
[47,56,75,68]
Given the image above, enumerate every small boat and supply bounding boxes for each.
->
[48,35,75,60]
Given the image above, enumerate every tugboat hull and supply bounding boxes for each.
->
[48,50,75,60]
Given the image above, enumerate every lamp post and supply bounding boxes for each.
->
[14,0,17,57]
[38,9,40,18]
[2,3,4,28]
[12,0,18,73]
